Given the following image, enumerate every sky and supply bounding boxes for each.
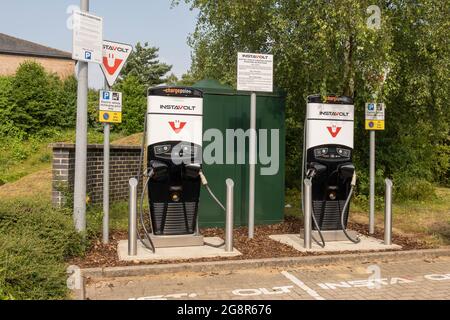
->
[0,0,199,88]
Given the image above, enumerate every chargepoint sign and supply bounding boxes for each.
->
[147,95,203,147]
[306,103,355,149]
[100,40,133,87]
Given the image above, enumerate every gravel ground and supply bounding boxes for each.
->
[70,217,433,268]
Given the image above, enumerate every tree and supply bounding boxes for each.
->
[163,72,198,86]
[6,61,66,135]
[176,0,450,193]
[113,75,146,135]
[0,62,79,137]
[165,73,179,85]
[120,42,172,89]
[177,71,197,86]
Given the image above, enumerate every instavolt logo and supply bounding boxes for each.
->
[160,104,196,111]
[319,111,350,117]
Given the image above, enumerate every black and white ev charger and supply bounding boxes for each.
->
[301,95,360,247]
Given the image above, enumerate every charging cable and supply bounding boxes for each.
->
[199,170,227,248]
[340,172,360,243]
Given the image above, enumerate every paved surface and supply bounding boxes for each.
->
[85,256,450,300]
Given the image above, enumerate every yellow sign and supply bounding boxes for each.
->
[99,111,122,123]
[365,120,385,130]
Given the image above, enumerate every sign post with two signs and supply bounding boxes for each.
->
[99,41,132,244]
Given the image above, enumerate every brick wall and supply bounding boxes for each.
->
[51,143,142,207]
[0,53,75,79]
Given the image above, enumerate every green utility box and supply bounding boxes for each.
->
[193,79,286,227]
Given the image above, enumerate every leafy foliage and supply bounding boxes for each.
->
[113,75,147,135]
[0,61,77,137]
[120,42,172,89]
[0,199,87,299]
[176,0,450,194]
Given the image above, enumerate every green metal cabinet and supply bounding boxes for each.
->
[193,79,286,227]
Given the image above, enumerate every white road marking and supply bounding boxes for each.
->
[281,271,325,300]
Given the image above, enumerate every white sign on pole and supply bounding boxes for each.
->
[72,11,103,64]
[101,40,133,87]
[237,52,273,92]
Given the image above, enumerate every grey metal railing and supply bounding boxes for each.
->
[384,178,393,245]
[128,178,138,256]
[225,179,235,252]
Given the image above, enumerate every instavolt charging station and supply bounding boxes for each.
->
[301,95,360,246]
[121,86,240,260]
[144,87,204,249]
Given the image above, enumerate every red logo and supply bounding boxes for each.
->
[327,126,342,138]
[169,120,187,134]
[102,54,123,75]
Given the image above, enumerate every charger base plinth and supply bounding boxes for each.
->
[118,237,241,262]
[300,229,359,242]
[271,233,402,253]
[149,234,204,248]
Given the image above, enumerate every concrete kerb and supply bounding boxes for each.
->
[81,247,450,279]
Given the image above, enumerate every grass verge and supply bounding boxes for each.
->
[0,129,126,185]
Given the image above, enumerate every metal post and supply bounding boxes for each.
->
[303,179,312,249]
[369,130,376,234]
[248,92,257,239]
[73,0,90,233]
[384,178,393,245]
[128,178,138,256]
[225,179,235,252]
[102,83,110,244]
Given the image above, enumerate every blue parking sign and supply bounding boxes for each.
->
[102,91,110,100]
[84,51,92,60]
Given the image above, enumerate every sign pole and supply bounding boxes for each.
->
[99,40,131,241]
[248,92,257,239]
[237,52,273,239]
[365,102,385,235]
[73,0,90,233]
[102,80,111,244]
[369,130,376,234]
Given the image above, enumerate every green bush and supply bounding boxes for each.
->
[113,75,146,135]
[0,61,77,137]
[393,174,437,202]
[0,200,87,299]
[355,168,387,197]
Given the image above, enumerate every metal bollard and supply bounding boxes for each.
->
[384,178,393,245]
[303,179,312,249]
[225,179,235,252]
[128,178,138,256]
